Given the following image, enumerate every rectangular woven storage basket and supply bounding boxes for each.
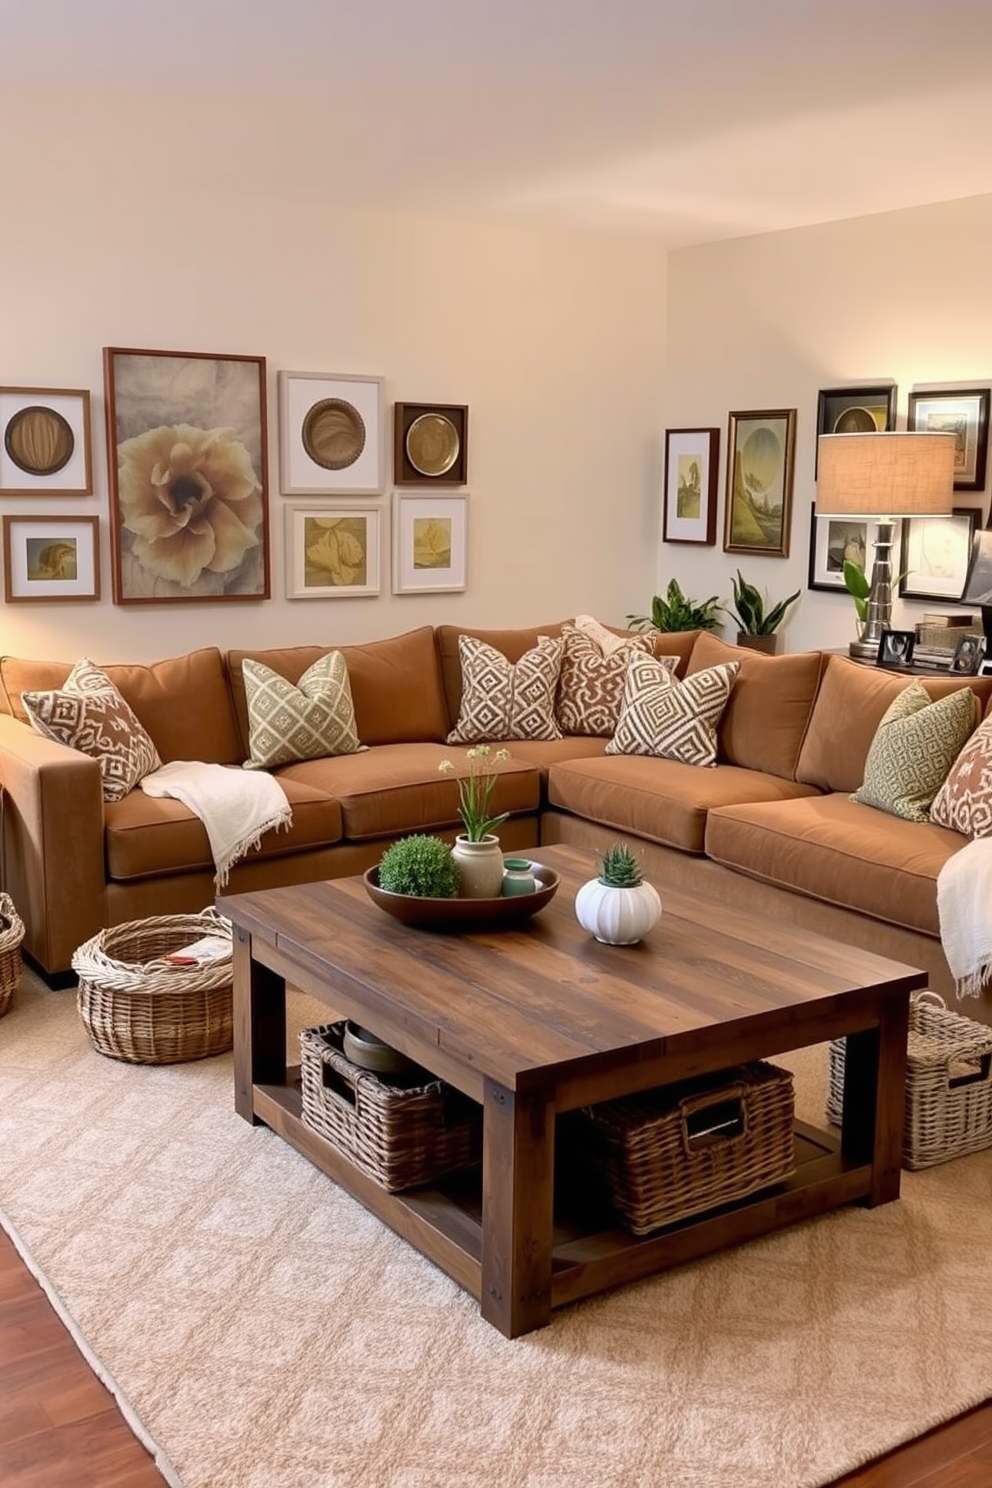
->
[827,991,992,1170]
[299,1023,482,1192]
[578,1060,796,1236]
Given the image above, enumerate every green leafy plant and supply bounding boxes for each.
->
[627,578,723,633]
[843,559,871,627]
[438,745,511,840]
[728,570,801,636]
[597,842,644,888]
[378,835,459,897]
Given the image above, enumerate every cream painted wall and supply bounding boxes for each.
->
[0,170,668,662]
[662,193,992,654]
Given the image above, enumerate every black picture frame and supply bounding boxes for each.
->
[907,388,991,492]
[662,427,719,545]
[807,505,896,592]
[950,632,985,675]
[877,629,915,668]
[815,384,897,475]
[897,507,979,602]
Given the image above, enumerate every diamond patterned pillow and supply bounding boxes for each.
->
[606,652,740,767]
[447,634,564,743]
[242,652,366,769]
[930,713,992,836]
[21,657,162,803]
[557,622,676,736]
[851,682,980,822]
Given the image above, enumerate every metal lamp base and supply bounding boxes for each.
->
[848,635,882,660]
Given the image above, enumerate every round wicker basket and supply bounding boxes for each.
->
[72,909,234,1064]
[0,892,25,1019]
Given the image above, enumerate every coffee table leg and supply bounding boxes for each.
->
[480,1078,555,1338]
[232,927,287,1124]
[841,994,910,1205]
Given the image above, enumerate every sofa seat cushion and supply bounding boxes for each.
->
[705,792,966,936]
[548,755,819,854]
[106,774,343,882]
[276,742,541,842]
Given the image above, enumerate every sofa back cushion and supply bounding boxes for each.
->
[685,633,825,781]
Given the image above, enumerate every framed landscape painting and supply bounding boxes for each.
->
[723,408,796,558]
[908,388,990,492]
[662,427,719,545]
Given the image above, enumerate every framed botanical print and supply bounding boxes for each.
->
[662,428,719,545]
[908,388,991,491]
[723,408,796,558]
[284,504,381,599]
[815,384,897,474]
[898,508,979,602]
[392,491,467,594]
[0,386,93,495]
[2,515,100,602]
[278,371,384,496]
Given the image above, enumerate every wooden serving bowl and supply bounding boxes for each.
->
[362,863,559,930]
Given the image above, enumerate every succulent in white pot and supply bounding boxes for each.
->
[574,843,662,945]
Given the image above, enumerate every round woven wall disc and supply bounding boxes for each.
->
[4,405,75,476]
[302,398,366,470]
[406,413,459,477]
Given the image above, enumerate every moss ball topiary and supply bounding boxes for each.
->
[378,834,460,898]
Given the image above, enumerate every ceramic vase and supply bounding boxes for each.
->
[452,834,505,898]
[574,878,662,945]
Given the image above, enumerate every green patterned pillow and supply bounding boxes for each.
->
[851,682,979,822]
[242,652,366,769]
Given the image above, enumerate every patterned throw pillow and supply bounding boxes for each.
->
[557,623,675,736]
[447,634,564,743]
[851,682,980,822]
[242,652,366,769]
[606,652,740,767]
[21,657,161,803]
[931,713,992,836]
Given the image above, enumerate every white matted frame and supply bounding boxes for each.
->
[0,387,92,495]
[278,371,384,495]
[285,503,381,599]
[662,427,719,545]
[3,515,100,602]
[392,491,468,594]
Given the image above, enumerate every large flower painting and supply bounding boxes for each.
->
[103,349,270,603]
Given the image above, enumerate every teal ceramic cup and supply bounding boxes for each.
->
[502,858,537,896]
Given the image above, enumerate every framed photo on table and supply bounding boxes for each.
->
[908,388,991,491]
[898,508,979,602]
[2,514,100,602]
[662,428,719,545]
[723,408,795,558]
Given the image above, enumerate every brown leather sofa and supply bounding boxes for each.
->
[0,623,987,1017]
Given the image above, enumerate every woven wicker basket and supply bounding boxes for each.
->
[299,1022,482,1192]
[72,909,233,1064]
[0,892,25,1019]
[579,1061,796,1236]
[827,990,992,1170]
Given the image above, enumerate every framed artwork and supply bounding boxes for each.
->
[103,348,269,604]
[898,508,979,602]
[815,384,897,474]
[662,428,719,545]
[950,632,985,674]
[723,408,796,557]
[2,515,100,602]
[278,371,384,496]
[392,491,468,594]
[808,506,899,591]
[284,504,381,599]
[0,386,93,495]
[876,629,915,669]
[908,388,991,491]
[394,402,468,486]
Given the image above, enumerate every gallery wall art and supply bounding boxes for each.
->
[0,386,92,496]
[278,371,384,496]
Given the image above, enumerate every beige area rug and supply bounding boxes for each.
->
[2,970,992,1488]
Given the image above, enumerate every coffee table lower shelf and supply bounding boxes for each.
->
[253,1073,873,1316]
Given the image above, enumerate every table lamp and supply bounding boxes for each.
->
[816,430,956,659]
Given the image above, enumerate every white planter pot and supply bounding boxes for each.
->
[574,878,662,945]
[451,834,504,898]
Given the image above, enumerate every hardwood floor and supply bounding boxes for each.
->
[1,1224,990,1487]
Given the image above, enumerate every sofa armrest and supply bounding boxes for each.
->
[0,713,106,977]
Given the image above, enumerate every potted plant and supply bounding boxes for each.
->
[843,558,870,641]
[438,745,512,897]
[627,578,723,634]
[574,842,662,945]
[728,570,801,654]
[377,834,459,898]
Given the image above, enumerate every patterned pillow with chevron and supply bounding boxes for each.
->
[931,713,992,836]
[556,622,676,736]
[606,652,740,767]
[22,657,161,803]
[242,652,366,769]
[447,634,564,743]
[851,681,980,822]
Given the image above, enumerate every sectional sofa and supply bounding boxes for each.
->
[0,620,988,1022]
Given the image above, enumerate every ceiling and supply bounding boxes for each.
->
[5,0,992,247]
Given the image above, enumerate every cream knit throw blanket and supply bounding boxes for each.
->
[936,836,992,999]
[140,761,292,888]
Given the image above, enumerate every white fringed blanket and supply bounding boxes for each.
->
[936,836,992,999]
[140,761,292,888]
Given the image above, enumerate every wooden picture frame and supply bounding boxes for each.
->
[103,347,269,604]
[278,371,384,496]
[898,508,979,602]
[662,428,719,545]
[908,388,991,491]
[284,504,381,599]
[724,408,796,557]
[877,628,915,669]
[815,384,897,474]
[392,491,468,594]
[807,506,898,592]
[2,515,100,602]
[393,402,468,486]
[0,386,93,495]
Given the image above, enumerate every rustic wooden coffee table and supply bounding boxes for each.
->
[220,844,925,1338]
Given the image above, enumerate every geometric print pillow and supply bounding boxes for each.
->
[446,634,564,744]
[242,652,366,769]
[931,712,992,836]
[851,682,979,823]
[556,623,674,736]
[21,656,162,803]
[606,652,740,767]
